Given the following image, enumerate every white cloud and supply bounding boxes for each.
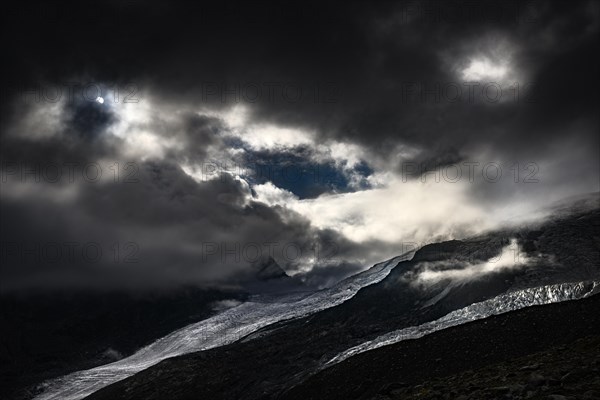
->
[445,34,527,89]
[461,57,509,81]
[414,238,531,285]
[253,182,298,205]
[217,104,316,151]
[229,123,316,151]
[6,99,65,140]
[108,95,186,160]
[211,299,243,311]
[259,176,499,245]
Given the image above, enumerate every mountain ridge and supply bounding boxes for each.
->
[75,207,599,400]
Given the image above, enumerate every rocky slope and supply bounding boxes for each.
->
[31,254,412,400]
[283,293,600,400]
[80,209,599,400]
[380,336,600,400]
[0,288,247,400]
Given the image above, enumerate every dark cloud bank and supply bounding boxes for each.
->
[1,0,598,292]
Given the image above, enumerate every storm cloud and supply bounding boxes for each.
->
[1,0,598,291]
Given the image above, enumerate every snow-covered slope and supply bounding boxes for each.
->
[34,252,413,400]
[325,280,600,367]
[32,208,600,400]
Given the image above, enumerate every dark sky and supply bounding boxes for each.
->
[1,0,599,291]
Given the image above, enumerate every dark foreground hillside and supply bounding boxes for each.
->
[379,336,600,400]
[79,210,600,400]
[0,287,246,400]
[85,293,600,400]
[283,294,600,400]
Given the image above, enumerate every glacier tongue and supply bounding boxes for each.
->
[325,280,600,368]
[34,252,413,400]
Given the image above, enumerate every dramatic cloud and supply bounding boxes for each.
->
[1,0,598,291]
[412,239,532,286]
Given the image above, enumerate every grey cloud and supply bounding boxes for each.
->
[1,0,598,291]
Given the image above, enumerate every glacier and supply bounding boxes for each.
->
[33,244,599,400]
[33,252,412,400]
[324,280,600,368]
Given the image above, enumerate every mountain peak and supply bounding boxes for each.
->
[252,256,290,282]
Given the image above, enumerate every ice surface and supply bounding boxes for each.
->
[325,280,600,367]
[34,252,412,400]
